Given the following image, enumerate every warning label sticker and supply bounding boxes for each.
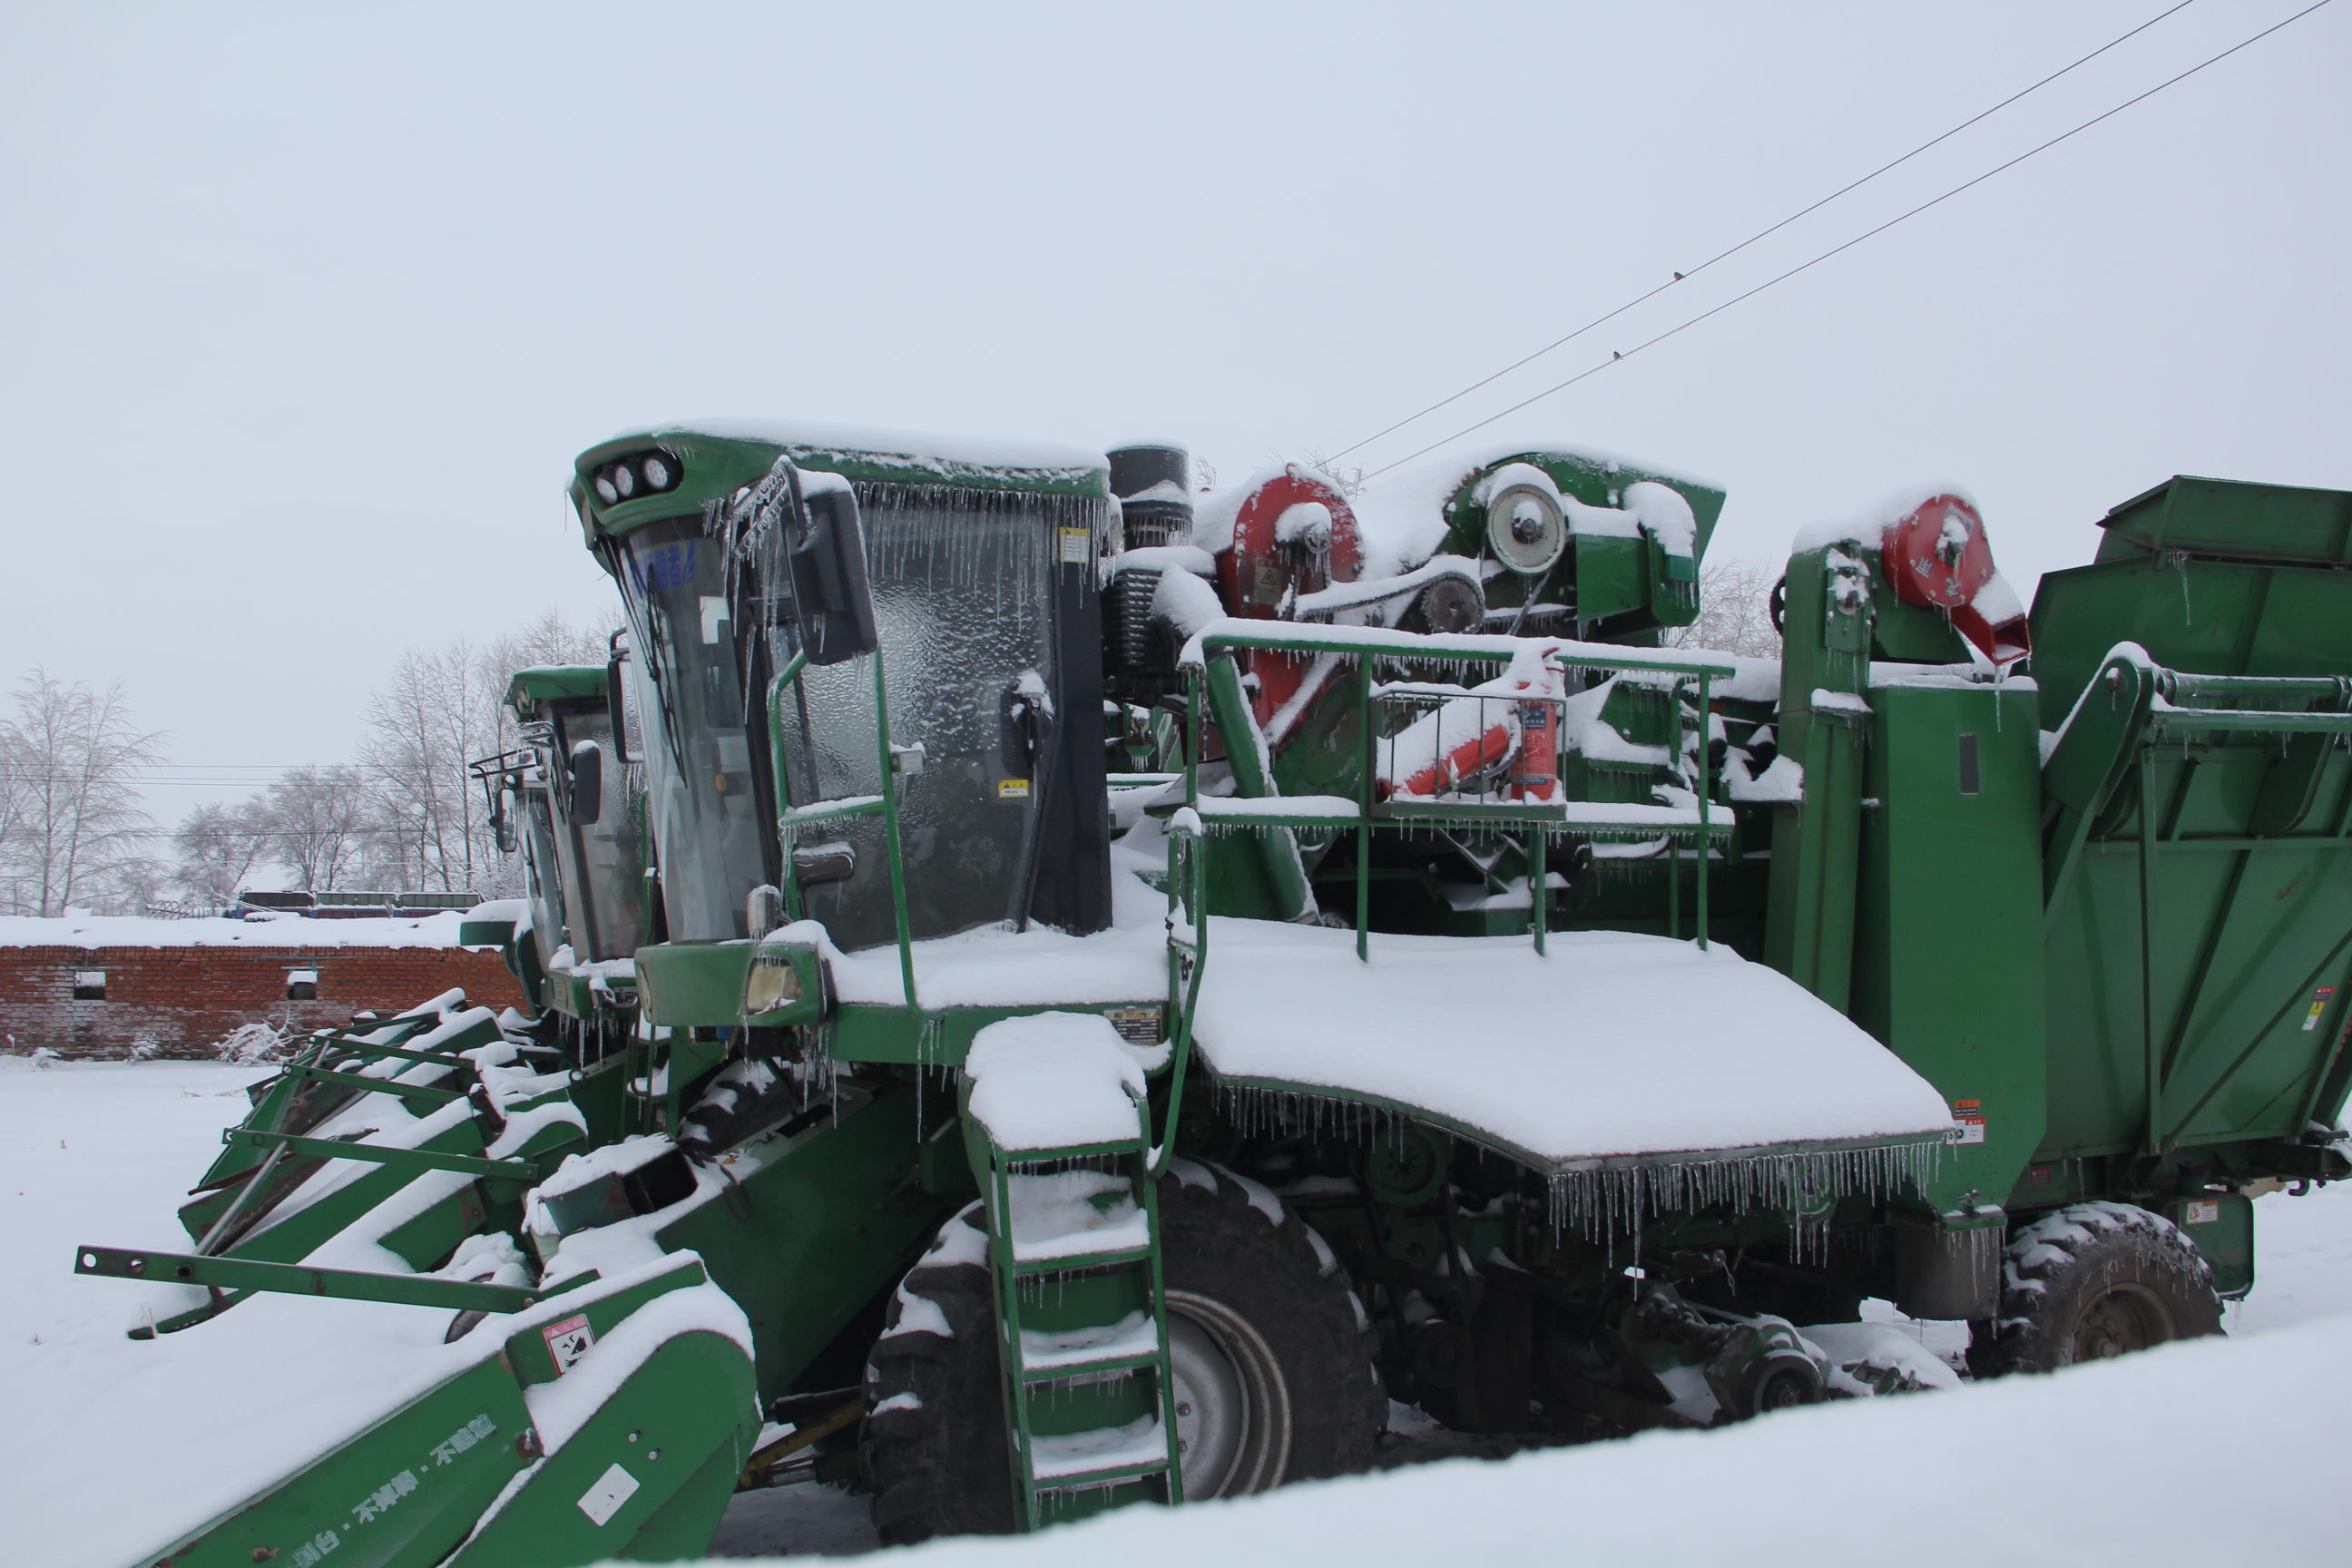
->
[1102,1006,1162,1045]
[542,1314,595,1376]
[998,779,1031,799]
[2304,986,2335,1032]
[1059,527,1091,564]
[1950,1099,1987,1145]
[2184,1200,2220,1226]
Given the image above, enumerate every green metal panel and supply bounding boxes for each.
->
[2030,554,2352,725]
[1573,534,1644,620]
[2094,475,2352,565]
[2163,1191,2255,1298]
[633,940,756,1027]
[1850,682,2047,1210]
[824,1000,1164,1067]
[446,1331,758,1565]
[1763,546,1873,1007]
[657,1084,954,1407]
[143,1358,532,1568]
[1202,652,1313,921]
[505,664,609,713]
[2037,704,2352,1163]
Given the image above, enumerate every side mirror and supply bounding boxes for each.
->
[569,740,604,826]
[740,459,878,666]
[606,629,644,764]
[788,473,879,665]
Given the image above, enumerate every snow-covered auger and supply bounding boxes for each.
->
[69,425,2352,1565]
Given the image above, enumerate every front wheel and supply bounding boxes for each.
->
[1967,1201,2222,1377]
[861,1161,1383,1545]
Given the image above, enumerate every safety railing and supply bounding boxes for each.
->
[1171,619,1737,959]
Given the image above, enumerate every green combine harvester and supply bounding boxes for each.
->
[73,426,2352,1566]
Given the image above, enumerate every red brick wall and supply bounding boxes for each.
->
[0,946,526,1060]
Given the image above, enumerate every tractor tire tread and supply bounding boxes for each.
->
[1967,1200,2221,1378]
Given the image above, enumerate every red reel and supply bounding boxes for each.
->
[1215,466,1365,731]
[1881,494,2030,665]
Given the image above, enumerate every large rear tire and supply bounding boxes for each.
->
[861,1161,1383,1545]
[1967,1201,2222,1377]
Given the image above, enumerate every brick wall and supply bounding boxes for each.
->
[0,946,526,1060]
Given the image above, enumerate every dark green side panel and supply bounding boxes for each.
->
[1851,682,2047,1210]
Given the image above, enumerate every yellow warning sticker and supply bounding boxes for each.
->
[998,779,1031,799]
[1059,527,1091,564]
[2184,1200,2220,1225]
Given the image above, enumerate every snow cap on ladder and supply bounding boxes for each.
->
[964,1011,1152,1152]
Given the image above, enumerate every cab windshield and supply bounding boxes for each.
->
[520,788,566,973]
[548,697,648,961]
[617,516,778,942]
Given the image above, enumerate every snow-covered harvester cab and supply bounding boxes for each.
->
[477,666,650,1034]
[574,424,1118,1035]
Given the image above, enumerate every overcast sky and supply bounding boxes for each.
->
[4,1,2346,823]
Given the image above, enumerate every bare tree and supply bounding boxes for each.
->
[482,607,612,691]
[0,671,167,916]
[478,605,614,758]
[1290,449,1366,500]
[361,641,501,894]
[172,797,274,905]
[1671,557,1784,660]
[267,765,371,892]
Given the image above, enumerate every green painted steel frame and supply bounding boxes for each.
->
[764,645,921,1007]
[1177,623,1732,958]
[73,1244,569,1313]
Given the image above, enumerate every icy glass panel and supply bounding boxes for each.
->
[776,485,1104,953]
[620,517,771,942]
[522,791,566,974]
[552,701,649,962]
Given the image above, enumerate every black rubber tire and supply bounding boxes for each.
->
[1967,1201,2223,1378]
[861,1163,1384,1546]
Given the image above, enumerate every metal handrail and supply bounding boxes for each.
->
[1175,623,1731,964]
[766,647,919,1006]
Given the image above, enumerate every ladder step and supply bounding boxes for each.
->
[1018,1310,1159,1379]
[1028,1416,1171,1483]
[1010,1242,1153,1274]
[1004,1171,1154,1265]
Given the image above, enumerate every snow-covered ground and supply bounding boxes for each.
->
[6,1057,2349,1564]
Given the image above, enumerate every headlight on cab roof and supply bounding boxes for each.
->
[741,935,828,1024]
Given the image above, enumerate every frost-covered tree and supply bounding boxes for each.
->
[0,670,167,916]
[482,607,612,696]
[360,641,497,895]
[266,765,370,892]
[1670,558,1783,660]
[477,606,614,752]
[172,796,274,906]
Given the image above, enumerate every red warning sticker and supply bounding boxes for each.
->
[2304,987,2336,1033]
[542,1313,595,1376]
[1951,1099,1987,1145]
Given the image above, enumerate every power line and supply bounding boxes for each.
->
[1330,0,2202,465]
[1366,0,2334,479]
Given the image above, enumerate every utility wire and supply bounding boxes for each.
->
[1330,0,2201,464]
[1366,0,2333,479]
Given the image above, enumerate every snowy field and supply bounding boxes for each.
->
[6,1058,2350,1566]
